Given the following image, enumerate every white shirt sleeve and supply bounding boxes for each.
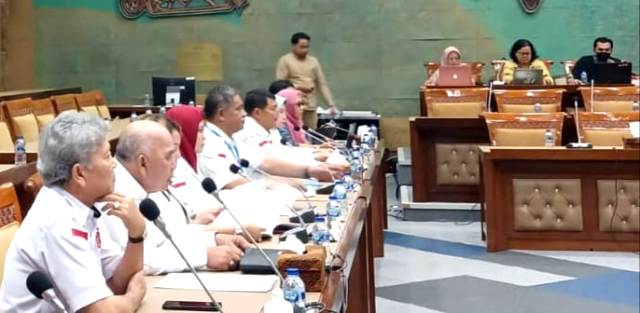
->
[45,223,114,312]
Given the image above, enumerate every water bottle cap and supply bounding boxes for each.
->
[314,216,325,223]
[286,268,300,276]
[328,194,338,200]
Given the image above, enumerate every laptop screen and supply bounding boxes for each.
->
[513,69,543,85]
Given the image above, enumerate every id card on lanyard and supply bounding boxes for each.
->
[206,124,240,161]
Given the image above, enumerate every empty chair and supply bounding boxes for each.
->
[0,105,14,152]
[579,86,640,113]
[0,183,22,286]
[31,98,57,128]
[483,112,566,146]
[494,89,564,113]
[1,98,40,145]
[74,93,101,117]
[51,94,79,114]
[85,90,112,119]
[423,87,488,118]
[577,112,639,146]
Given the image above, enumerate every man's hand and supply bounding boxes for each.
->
[242,224,264,243]
[307,165,334,182]
[215,233,251,250]
[206,246,243,271]
[192,207,222,225]
[99,193,145,238]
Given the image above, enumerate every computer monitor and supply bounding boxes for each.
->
[512,69,543,85]
[592,63,632,84]
[151,76,196,106]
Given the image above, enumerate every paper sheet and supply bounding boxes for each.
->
[630,121,640,138]
[155,272,278,293]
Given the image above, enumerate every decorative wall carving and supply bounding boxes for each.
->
[118,0,249,19]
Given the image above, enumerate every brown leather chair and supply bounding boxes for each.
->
[0,104,15,152]
[74,93,102,117]
[494,89,564,113]
[0,183,22,228]
[482,112,566,146]
[31,98,57,128]
[85,90,111,119]
[577,112,639,146]
[51,94,79,114]
[24,172,44,200]
[579,86,640,113]
[1,98,40,145]
[423,87,488,118]
[560,60,576,79]
[491,60,507,81]
[0,221,19,286]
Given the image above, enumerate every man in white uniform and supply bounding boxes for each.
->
[198,85,334,190]
[102,120,249,273]
[0,112,146,313]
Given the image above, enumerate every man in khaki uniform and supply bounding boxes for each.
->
[276,32,337,128]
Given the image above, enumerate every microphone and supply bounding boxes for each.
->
[302,125,333,142]
[590,79,595,112]
[279,138,290,146]
[293,126,328,145]
[200,178,285,283]
[26,271,67,312]
[566,100,593,149]
[326,121,361,146]
[230,162,315,225]
[139,198,223,312]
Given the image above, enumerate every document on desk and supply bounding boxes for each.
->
[155,272,278,292]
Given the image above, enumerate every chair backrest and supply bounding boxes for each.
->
[423,62,485,84]
[579,86,640,113]
[424,62,439,80]
[1,98,40,144]
[0,103,15,152]
[74,93,102,117]
[0,221,19,286]
[24,172,44,200]
[0,183,22,228]
[424,87,488,118]
[51,94,79,114]
[494,89,564,113]
[577,112,639,146]
[31,98,57,128]
[561,60,576,78]
[542,59,554,72]
[483,112,566,146]
[85,90,111,120]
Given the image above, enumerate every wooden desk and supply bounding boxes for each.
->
[139,157,379,313]
[108,105,160,119]
[0,162,38,216]
[480,146,640,252]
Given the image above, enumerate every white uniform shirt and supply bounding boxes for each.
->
[102,160,214,275]
[198,122,263,188]
[168,157,221,217]
[0,186,121,313]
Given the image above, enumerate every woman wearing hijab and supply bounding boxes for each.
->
[277,87,308,145]
[165,105,203,170]
[501,39,554,85]
[425,46,472,86]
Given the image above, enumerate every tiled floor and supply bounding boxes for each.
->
[375,176,640,312]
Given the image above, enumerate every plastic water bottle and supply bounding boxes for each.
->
[333,181,348,214]
[311,216,330,246]
[533,102,542,113]
[326,196,341,228]
[633,100,639,112]
[580,71,588,84]
[130,111,138,122]
[343,174,355,191]
[14,136,26,166]
[283,268,306,313]
[544,129,554,147]
[143,93,151,106]
[370,125,378,146]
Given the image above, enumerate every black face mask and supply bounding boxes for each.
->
[595,52,611,62]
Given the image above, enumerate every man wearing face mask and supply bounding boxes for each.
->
[572,37,621,84]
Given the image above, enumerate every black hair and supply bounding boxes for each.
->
[268,80,294,95]
[291,32,311,45]
[509,39,539,63]
[593,37,614,49]
[203,85,238,119]
[244,89,275,115]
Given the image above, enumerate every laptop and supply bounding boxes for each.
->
[591,62,632,84]
[437,65,474,86]
[513,69,543,85]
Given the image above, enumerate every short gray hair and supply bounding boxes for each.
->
[37,112,109,187]
[203,85,238,119]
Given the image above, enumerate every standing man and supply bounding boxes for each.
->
[571,37,621,84]
[276,32,337,128]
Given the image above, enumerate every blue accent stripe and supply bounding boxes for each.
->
[384,231,486,258]
[537,271,640,308]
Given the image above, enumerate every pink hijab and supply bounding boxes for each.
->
[277,87,307,145]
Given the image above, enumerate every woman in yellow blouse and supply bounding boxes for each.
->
[501,39,554,85]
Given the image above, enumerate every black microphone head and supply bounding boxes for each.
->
[229,163,241,174]
[139,198,160,221]
[294,126,301,131]
[201,177,217,194]
[26,271,52,299]
[302,125,309,131]
[280,138,287,145]
[239,159,250,168]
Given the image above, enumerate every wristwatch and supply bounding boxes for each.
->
[128,228,147,244]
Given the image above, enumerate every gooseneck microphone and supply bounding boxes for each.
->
[301,125,333,142]
[26,271,67,312]
[200,178,285,283]
[139,198,223,312]
[293,126,329,145]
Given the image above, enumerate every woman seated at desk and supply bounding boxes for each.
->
[501,39,554,85]
[425,46,475,86]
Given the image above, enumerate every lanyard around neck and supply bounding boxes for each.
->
[206,124,240,161]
